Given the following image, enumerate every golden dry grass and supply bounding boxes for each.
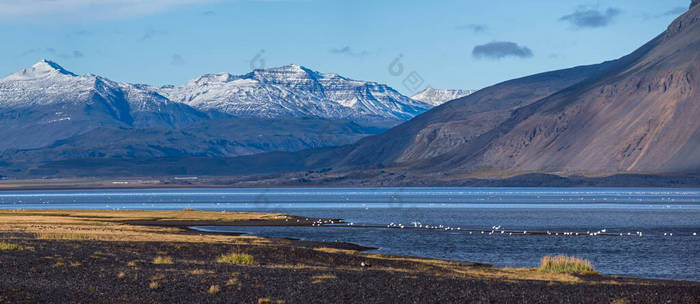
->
[539,255,597,274]
[208,285,221,294]
[311,274,336,280]
[217,253,255,265]
[189,269,215,275]
[148,281,160,290]
[0,209,280,244]
[152,256,174,265]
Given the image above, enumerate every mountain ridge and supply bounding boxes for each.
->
[0,60,445,164]
[159,64,433,122]
[410,88,476,106]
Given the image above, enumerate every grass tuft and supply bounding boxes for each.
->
[0,242,24,251]
[208,285,221,294]
[538,255,597,274]
[152,256,174,265]
[217,252,255,265]
[149,281,160,289]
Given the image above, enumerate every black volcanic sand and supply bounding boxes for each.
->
[0,210,698,303]
[0,238,698,303]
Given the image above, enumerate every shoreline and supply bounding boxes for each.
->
[1,209,698,303]
[2,173,700,191]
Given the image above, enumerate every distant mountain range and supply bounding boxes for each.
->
[0,62,453,164]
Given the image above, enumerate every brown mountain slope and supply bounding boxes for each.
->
[326,60,619,170]
[419,4,700,175]
[325,3,699,177]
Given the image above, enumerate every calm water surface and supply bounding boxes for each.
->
[1,188,698,281]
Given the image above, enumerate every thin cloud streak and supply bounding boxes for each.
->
[456,24,487,33]
[330,46,369,57]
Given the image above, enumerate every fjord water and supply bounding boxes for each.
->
[1,188,698,281]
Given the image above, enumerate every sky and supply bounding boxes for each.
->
[0,0,692,96]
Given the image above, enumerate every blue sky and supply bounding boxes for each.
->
[0,0,691,95]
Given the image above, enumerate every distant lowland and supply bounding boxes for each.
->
[1,4,699,187]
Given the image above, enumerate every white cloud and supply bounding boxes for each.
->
[0,0,223,21]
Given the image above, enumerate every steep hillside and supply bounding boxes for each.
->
[326,61,619,170]
[317,4,699,176]
[422,3,700,175]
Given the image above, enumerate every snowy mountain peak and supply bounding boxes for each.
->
[2,59,77,82]
[411,88,476,106]
[31,59,76,76]
[191,73,235,85]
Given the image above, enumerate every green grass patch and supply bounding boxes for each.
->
[538,255,597,274]
[0,242,24,251]
[217,252,255,265]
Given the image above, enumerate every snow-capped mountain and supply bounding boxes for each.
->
[0,60,416,158]
[160,64,432,122]
[0,60,205,150]
[410,88,476,106]
[0,60,204,126]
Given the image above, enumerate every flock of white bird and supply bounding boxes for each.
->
[338,221,698,237]
[292,217,699,237]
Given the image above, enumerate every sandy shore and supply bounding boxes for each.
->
[0,210,698,303]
